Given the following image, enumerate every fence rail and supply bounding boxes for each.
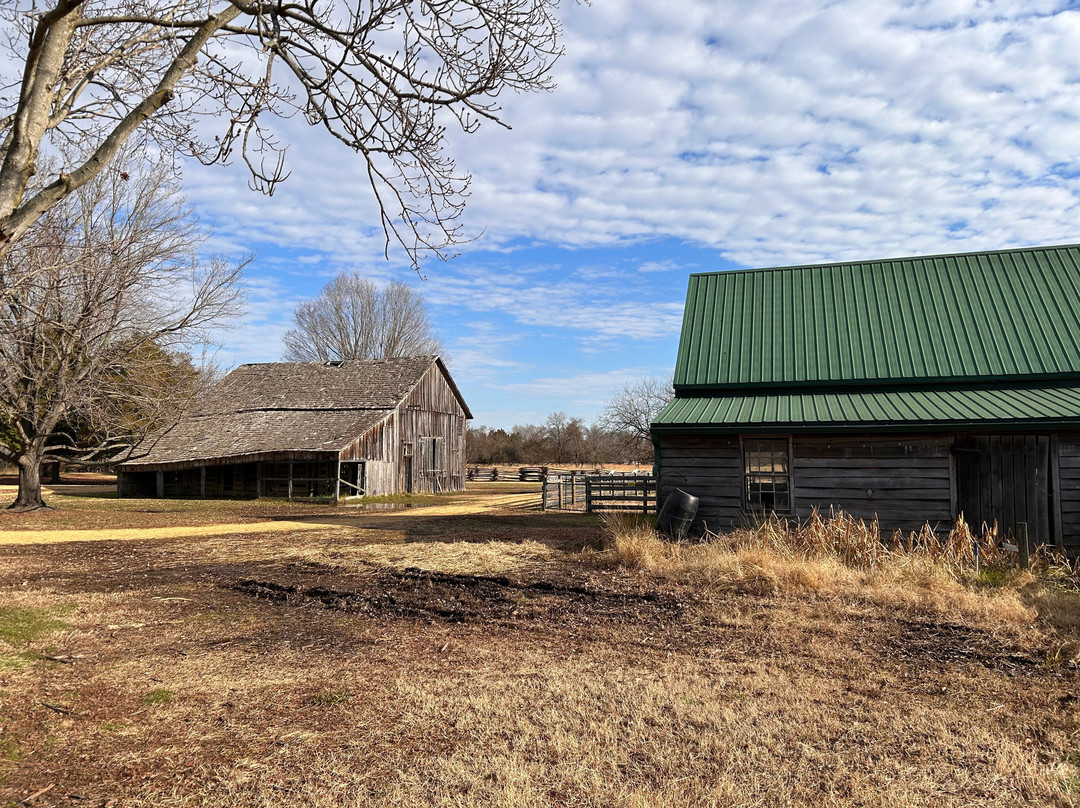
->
[466,466,549,482]
[541,471,589,511]
[586,474,657,513]
[542,472,657,513]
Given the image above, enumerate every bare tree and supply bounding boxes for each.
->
[0,151,243,510]
[543,411,586,463]
[282,273,443,362]
[601,376,674,456]
[0,1,562,265]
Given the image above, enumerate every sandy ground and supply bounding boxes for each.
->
[0,491,539,545]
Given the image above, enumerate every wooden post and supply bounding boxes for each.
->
[156,471,164,498]
[1017,521,1030,569]
[256,464,262,499]
[1051,435,1064,553]
[200,466,206,499]
[287,461,294,501]
[335,459,342,504]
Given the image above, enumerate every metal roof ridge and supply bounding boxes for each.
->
[686,242,1080,278]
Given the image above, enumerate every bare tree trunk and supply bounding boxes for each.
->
[9,446,48,510]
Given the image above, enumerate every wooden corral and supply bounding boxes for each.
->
[653,244,1080,555]
[542,471,657,513]
[117,356,470,502]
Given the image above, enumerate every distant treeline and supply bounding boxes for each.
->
[467,412,652,465]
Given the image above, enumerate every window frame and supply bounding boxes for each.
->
[740,435,795,516]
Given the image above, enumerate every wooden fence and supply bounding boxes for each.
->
[466,466,546,482]
[541,471,589,510]
[542,472,657,513]
[585,474,657,513]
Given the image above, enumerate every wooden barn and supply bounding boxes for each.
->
[117,356,471,501]
[652,244,1080,555]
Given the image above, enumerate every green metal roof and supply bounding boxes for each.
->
[653,384,1080,433]
[674,244,1080,390]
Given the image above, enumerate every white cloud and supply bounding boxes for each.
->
[167,0,1080,428]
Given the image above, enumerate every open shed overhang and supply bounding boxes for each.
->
[117,449,344,473]
[652,382,1080,435]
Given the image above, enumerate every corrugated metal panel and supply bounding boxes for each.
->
[653,385,1080,430]
[674,244,1080,388]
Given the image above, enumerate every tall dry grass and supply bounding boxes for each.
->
[591,509,1080,630]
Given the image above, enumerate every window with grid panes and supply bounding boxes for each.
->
[742,437,792,514]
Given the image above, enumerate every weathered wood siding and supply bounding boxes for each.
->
[954,434,1053,547]
[1056,433,1080,555]
[793,435,953,533]
[657,433,954,535]
[340,415,397,496]
[656,435,742,531]
[336,364,468,496]
[395,363,468,493]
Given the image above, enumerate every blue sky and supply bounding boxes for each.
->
[181,0,1080,429]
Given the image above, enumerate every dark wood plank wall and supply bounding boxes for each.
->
[954,435,1052,547]
[657,435,743,532]
[793,436,954,534]
[1056,434,1080,554]
[658,433,955,535]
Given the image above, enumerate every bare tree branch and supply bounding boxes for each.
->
[600,376,675,456]
[0,147,244,510]
[282,272,443,362]
[0,0,563,265]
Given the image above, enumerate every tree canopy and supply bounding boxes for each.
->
[282,273,443,362]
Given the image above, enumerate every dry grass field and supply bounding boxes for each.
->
[1,481,1078,807]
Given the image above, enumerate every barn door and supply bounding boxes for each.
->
[954,435,1051,546]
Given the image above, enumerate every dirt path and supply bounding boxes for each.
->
[0,519,332,546]
[0,492,540,546]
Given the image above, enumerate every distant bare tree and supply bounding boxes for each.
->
[282,274,443,362]
[601,376,675,455]
[0,1,562,265]
[544,411,587,463]
[0,152,243,510]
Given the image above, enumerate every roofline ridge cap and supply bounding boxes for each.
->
[687,241,1080,278]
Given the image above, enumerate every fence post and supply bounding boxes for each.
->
[1017,521,1030,569]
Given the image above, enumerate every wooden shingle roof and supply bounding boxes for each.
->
[203,356,442,413]
[120,356,463,469]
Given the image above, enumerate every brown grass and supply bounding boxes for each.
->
[593,510,1080,641]
[0,493,1077,807]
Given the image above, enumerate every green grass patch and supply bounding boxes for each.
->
[0,739,22,762]
[100,720,128,732]
[140,688,173,706]
[307,689,350,707]
[0,605,73,646]
[347,492,448,507]
[975,566,1014,588]
[0,650,42,672]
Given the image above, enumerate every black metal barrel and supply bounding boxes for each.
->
[655,488,699,541]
